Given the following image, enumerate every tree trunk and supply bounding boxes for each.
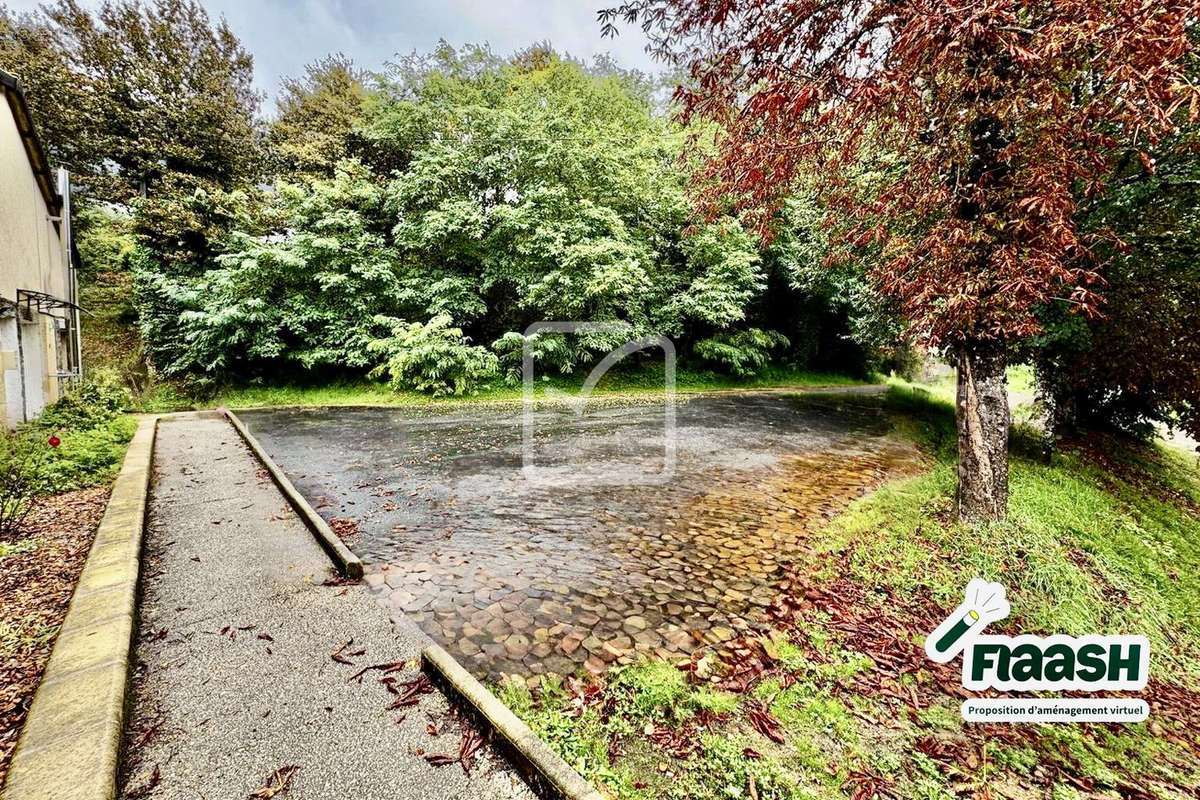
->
[954,341,1010,523]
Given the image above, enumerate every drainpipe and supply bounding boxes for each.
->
[14,306,27,423]
[59,167,81,384]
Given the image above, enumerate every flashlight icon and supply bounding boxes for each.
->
[925,579,1010,663]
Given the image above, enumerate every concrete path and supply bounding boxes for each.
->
[120,415,535,800]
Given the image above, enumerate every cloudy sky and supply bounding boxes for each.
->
[5,0,661,103]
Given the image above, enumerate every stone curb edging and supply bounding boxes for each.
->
[2,415,158,800]
[222,408,364,579]
[422,645,605,800]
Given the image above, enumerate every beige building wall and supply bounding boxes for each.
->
[0,96,71,427]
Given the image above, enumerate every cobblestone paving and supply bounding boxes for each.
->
[241,393,925,681]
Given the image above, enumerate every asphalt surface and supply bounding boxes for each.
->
[120,414,535,800]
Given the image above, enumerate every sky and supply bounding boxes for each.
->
[4,0,662,103]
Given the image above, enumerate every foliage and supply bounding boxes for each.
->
[32,377,136,493]
[121,44,885,394]
[3,0,267,396]
[0,0,262,205]
[604,0,1200,520]
[1032,125,1200,442]
[372,46,766,350]
[136,165,402,376]
[269,53,369,179]
[34,378,130,432]
[368,314,498,396]
[0,377,134,534]
[37,416,137,492]
[74,206,136,280]
[767,196,909,373]
[694,328,788,376]
[0,433,53,535]
[605,0,1196,347]
[74,209,150,398]
[79,271,152,398]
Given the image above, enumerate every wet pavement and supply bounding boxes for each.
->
[239,392,925,681]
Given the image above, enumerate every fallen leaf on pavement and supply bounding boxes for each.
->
[249,765,298,799]
[387,674,434,709]
[331,640,356,665]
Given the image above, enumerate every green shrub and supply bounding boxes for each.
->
[41,416,138,491]
[369,314,499,396]
[0,379,137,535]
[36,377,131,432]
[694,328,790,376]
[0,432,55,535]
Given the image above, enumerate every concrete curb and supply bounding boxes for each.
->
[2,415,158,800]
[222,408,364,579]
[422,645,605,800]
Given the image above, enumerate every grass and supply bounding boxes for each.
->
[2,382,138,536]
[834,385,1200,678]
[892,363,1037,406]
[497,384,1200,800]
[0,539,40,558]
[0,619,59,659]
[144,364,873,411]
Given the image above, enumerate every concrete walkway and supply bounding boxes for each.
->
[120,415,534,800]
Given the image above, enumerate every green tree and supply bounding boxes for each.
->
[269,53,369,180]
[0,4,99,178]
[1033,127,1200,443]
[128,43,892,392]
[0,0,261,204]
[371,45,766,370]
[135,163,401,377]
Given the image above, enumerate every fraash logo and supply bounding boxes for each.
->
[927,579,1150,723]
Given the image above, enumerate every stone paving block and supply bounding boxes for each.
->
[245,395,923,681]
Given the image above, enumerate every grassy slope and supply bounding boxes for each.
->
[79,272,141,384]
[144,365,870,411]
[497,387,1200,800]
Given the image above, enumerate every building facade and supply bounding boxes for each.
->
[0,69,81,427]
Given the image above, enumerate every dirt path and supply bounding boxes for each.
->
[121,415,534,800]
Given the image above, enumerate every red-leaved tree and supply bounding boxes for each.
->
[603,0,1200,522]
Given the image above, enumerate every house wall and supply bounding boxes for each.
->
[0,98,69,427]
